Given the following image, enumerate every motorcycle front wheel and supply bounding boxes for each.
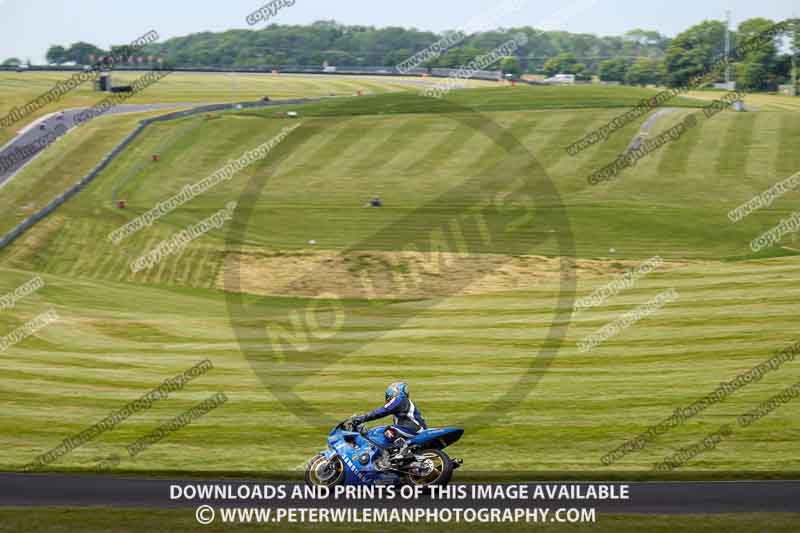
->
[406,449,454,486]
[305,454,345,487]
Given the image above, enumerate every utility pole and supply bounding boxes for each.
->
[228,72,238,99]
[793,14,798,96]
[724,10,732,87]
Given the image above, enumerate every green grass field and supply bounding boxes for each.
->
[0,82,799,477]
[0,71,496,145]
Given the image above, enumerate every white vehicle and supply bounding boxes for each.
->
[543,73,576,85]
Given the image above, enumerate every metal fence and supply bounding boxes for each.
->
[0,98,319,250]
[0,65,481,78]
[430,68,502,81]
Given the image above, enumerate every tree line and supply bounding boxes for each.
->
[12,18,799,91]
[595,18,798,90]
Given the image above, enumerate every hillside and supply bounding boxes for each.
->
[1,85,799,475]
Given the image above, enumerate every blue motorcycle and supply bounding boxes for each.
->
[305,416,464,487]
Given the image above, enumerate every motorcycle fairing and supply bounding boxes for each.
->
[408,428,464,449]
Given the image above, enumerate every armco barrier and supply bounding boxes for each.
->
[0,66,433,76]
[430,67,502,81]
[0,98,319,250]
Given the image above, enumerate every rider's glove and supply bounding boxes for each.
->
[352,415,366,426]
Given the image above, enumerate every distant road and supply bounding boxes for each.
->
[0,103,210,189]
[1,473,799,513]
[625,107,675,154]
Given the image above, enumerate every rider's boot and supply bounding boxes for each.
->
[389,438,413,462]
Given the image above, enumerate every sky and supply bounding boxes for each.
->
[0,0,796,63]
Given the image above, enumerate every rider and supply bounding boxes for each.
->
[353,382,427,461]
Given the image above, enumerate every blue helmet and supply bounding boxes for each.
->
[385,382,409,403]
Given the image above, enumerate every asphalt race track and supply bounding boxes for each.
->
[0,103,208,189]
[0,474,798,514]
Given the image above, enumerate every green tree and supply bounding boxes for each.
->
[625,58,663,86]
[427,46,483,68]
[623,29,670,58]
[598,58,629,82]
[1,57,22,67]
[543,53,584,76]
[45,45,67,65]
[734,18,779,91]
[40,21,674,72]
[64,41,106,65]
[663,20,726,87]
[500,56,522,77]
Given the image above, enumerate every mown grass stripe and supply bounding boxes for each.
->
[655,112,704,179]
[277,119,362,179]
[776,112,800,178]
[715,112,757,179]
[400,120,479,174]
[346,118,434,177]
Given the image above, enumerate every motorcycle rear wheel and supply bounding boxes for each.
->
[406,449,453,486]
[305,455,345,487]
